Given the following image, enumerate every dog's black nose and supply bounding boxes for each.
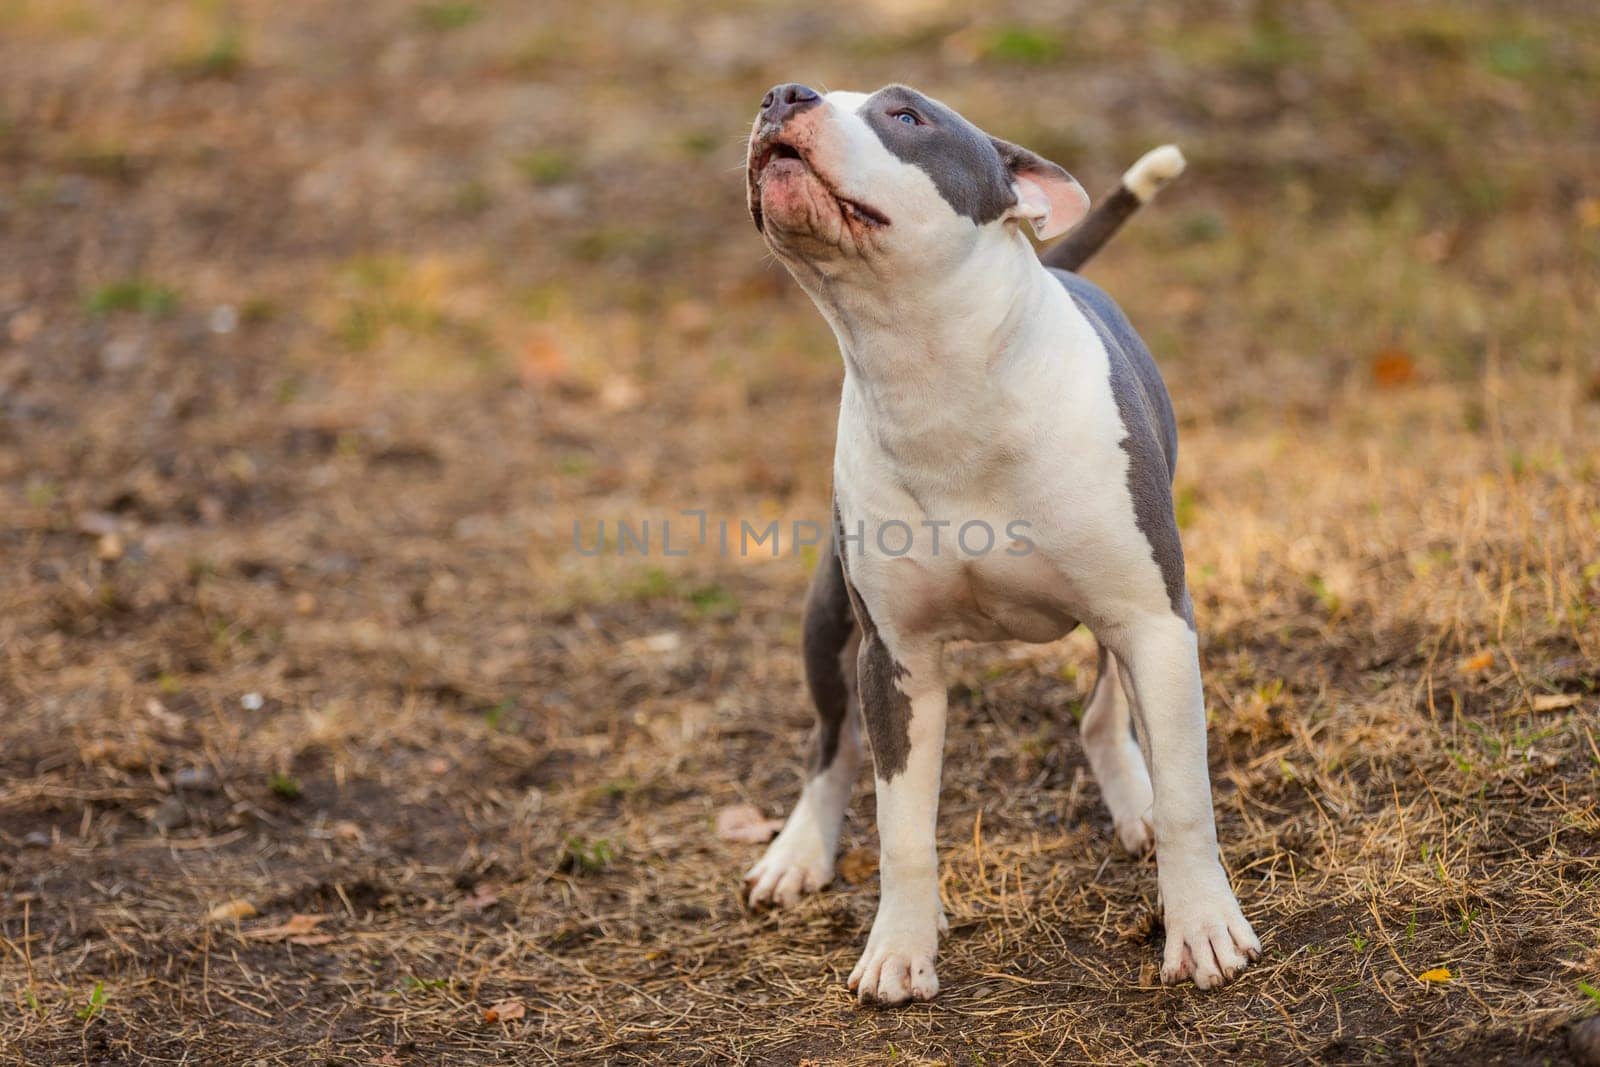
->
[760,83,820,126]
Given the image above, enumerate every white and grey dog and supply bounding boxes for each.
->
[742,83,1260,1005]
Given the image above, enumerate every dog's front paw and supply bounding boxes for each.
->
[743,819,835,908]
[1159,867,1260,989]
[847,899,942,1005]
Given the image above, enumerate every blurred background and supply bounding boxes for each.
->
[2,2,1598,1063]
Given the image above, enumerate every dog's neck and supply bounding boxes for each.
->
[805,231,1050,395]
[788,229,1062,486]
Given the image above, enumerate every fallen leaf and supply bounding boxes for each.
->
[142,698,184,732]
[1371,346,1417,388]
[1460,650,1494,674]
[244,913,329,941]
[716,804,782,844]
[148,795,189,832]
[1115,905,1158,944]
[837,846,878,885]
[484,998,525,1023]
[1531,693,1584,712]
[463,885,500,911]
[76,511,120,537]
[171,765,216,791]
[598,373,642,413]
[207,899,258,922]
[667,299,713,336]
[624,631,682,655]
[517,331,569,388]
[97,532,124,561]
[1413,229,1453,264]
[1159,286,1203,316]
[288,933,335,946]
[371,1051,403,1067]
[1417,966,1453,984]
[8,308,42,343]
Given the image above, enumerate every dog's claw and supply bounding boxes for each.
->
[1159,878,1260,989]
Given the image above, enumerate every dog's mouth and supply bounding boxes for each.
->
[757,141,803,169]
[749,135,890,234]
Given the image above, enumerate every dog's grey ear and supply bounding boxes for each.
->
[991,138,1089,240]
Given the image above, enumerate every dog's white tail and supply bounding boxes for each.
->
[1122,144,1187,203]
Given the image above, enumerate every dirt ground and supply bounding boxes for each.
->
[2,1,1598,1064]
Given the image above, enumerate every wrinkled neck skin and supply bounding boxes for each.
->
[779,224,1058,488]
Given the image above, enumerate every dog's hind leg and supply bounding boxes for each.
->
[745,536,861,907]
[1080,640,1155,856]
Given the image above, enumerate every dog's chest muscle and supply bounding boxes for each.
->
[836,330,1123,644]
[920,536,1078,643]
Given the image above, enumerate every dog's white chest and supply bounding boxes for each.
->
[833,290,1136,645]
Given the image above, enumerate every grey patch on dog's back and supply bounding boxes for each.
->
[1050,269,1193,626]
[859,85,1016,226]
[801,534,856,774]
[834,503,913,780]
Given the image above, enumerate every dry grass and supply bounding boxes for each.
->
[2,1,1598,1064]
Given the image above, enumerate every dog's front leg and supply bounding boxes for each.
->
[846,628,947,1006]
[1118,615,1261,989]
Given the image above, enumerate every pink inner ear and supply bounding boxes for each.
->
[1015,169,1090,240]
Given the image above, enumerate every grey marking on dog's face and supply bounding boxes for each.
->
[801,534,856,774]
[1052,271,1193,627]
[834,503,913,780]
[859,85,1019,226]
[856,85,1080,232]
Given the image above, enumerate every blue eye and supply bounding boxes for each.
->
[893,110,920,126]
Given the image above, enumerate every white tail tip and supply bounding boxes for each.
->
[1122,144,1186,203]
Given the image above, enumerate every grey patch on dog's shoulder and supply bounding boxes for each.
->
[1050,270,1194,627]
[860,85,1017,226]
[833,503,913,779]
[801,533,856,774]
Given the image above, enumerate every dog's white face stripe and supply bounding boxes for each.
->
[822,90,870,111]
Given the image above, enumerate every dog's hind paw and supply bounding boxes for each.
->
[743,822,835,909]
[1115,813,1156,857]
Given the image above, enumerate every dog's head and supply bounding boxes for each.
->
[747,83,1088,273]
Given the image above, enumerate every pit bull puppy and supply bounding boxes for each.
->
[742,82,1260,1005]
